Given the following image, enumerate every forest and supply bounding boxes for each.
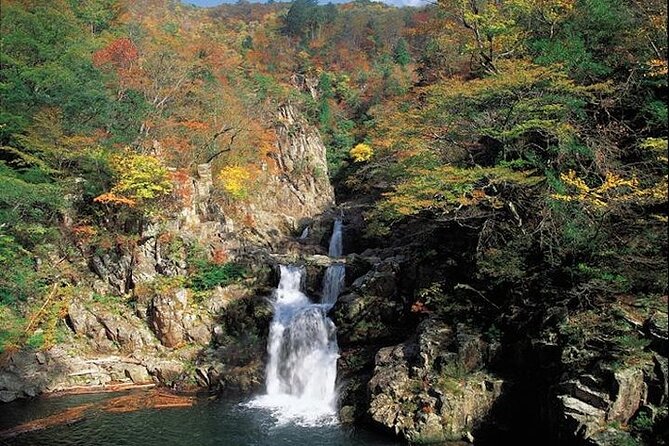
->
[0,0,667,445]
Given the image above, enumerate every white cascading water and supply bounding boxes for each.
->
[322,218,345,306]
[247,219,345,426]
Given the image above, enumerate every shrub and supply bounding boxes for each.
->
[189,262,246,291]
[350,143,373,162]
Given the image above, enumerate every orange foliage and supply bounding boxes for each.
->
[179,120,209,131]
[93,38,139,69]
[211,247,228,264]
[93,192,137,207]
[170,169,194,206]
[71,225,97,244]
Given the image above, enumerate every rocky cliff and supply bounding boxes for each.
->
[0,103,334,402]
[330,203,668,445]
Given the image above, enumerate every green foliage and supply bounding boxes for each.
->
[284,0,326,41]
[0,1,116,143]
[189,261,247,291]
[26,331,45,350]
[68,0,121,35]
[0,162,64,231]
[393,38,410,66]
[0,234,43,305]
[630,411,654,436]
[529,0,636,81]
[0,302,25,353]
[376,164,541,220]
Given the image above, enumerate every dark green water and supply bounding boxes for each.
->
[0,391,402,446]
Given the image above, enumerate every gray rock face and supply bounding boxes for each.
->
[367,319,503,443]
[551,362,662,442]
[242,103,334,243]
[0,348,156,402]
[645,311,668,355]
[68,300,157,353]
[333,257,406,345]
[148,288,213,348]
[609,367,645,422]
[90,252,134,294]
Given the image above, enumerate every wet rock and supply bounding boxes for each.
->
[0,372,33,402]
[340,405,356,424]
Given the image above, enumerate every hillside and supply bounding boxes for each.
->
[0,0,667,445]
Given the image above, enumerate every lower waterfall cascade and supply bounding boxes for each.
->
[247,219,345,426]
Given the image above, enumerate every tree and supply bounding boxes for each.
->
[68,0,123,35]
[95,151,172,208]
[284,0,320,40]
[393,38,410,66]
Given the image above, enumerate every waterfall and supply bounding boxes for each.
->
[328,218,343,257]
[322,218,345,306]
[247,219,345,426]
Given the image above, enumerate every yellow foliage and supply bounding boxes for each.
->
[646,59,668,78]
[95,150,172,207]
[219,165,252,198]
[640,138,668,162]
[379,165,541,218]
[350,143,374,162]
[551,170,667,208]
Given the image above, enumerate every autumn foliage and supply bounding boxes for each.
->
[92,38,139,69]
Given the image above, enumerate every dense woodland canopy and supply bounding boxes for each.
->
[0,0,667,441]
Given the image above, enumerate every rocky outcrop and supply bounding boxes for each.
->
[551,358,668,443]
[366,318,503,443]
[241,103,334,243]
[333,256,407,345]
[0,348,155,402]
[68,300,157,353]
[194,290,273,394]
[148,288,213,348]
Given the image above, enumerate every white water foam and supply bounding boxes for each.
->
[246,220,345,426]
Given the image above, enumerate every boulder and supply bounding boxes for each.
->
[148,288,189,347]
[552,364,653,442]
[608,367,645,422]
[367,319,503,443]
